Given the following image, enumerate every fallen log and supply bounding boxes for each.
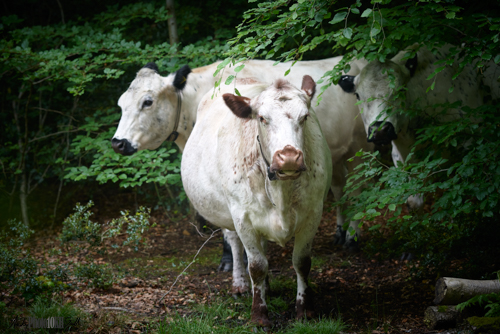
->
[434,277,500,305]
[424,305,460,330]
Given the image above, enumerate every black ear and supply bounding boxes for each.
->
[338,75,356,93]
[223,94,252,119]
[143,62,159,73]
[405,54,418,77]
[173,65,192,91]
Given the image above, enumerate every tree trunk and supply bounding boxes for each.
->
[424,305,460,330]
[434,277,500,305]
[166,0,178,45]
[19,170,29,227]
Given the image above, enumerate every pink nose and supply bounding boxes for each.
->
[270,145,306,173]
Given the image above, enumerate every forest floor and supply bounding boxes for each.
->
[5,190,456,334]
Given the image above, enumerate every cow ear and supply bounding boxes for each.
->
[173,65,192,91]
[405,54,418,77]
[223,94,252,119]
[338,75,356,93]
[143,62,159,73]
[301,75,316,99]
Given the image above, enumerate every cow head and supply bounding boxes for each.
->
[223,76,316,181]
[338,55,418,145]
[111,63,191,155]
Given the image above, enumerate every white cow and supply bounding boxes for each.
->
[338,44,497,209]
[112,58,372,251]
[181,76,332,326]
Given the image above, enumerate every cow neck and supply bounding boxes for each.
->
[169,62,220,145]
[166,92,182,142]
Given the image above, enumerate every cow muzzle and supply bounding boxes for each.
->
[269,145,306,180]
[367,121,398,145]
[111,138,137,156]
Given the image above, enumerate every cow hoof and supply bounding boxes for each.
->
[333,226,346,245]
[343,238,360,252]
[400,252,414,261]
[296,309,315,319]
[251,316,272,327]
[232,285,250,298]
[217,259,233,272]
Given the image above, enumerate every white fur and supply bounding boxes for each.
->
[181,80,332,323]
[347,44,498,210]
[113,58,373,247]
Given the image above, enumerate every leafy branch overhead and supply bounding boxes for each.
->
[223,0,499,90]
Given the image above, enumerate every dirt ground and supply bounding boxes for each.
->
[6,182,452,334]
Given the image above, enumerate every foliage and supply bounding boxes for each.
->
[73,262,116,290]
[457,273,500,317]
[222,0,500,278]
[59,201,153,253]
[29,297,86,333]
[285,317,345,334]
[0,220,69,301]
[1,0,245,226]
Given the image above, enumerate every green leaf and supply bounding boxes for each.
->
[361,8,372,17]
[329,12,347,25]
[388,204,396,211]
[445,12,456,19]
[343,28,353,39]
[225,75,235,85]
[234,88,241,96]
[234,64,245,73]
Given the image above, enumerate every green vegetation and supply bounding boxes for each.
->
[457,273,500,318]
[2,0,500,331]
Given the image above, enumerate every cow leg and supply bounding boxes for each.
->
[260,238,271,295]
[331,164,347,246]
[235,225,271,327]
[223,230,250,296]
[331,162,361,250]
[218,230,249,273]
[293,223,318,319]
[218,229,233,272]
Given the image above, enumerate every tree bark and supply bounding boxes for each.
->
[166,0,178,45]
[424,305,460,330]
[434,277,500,305]
[19,170,29,227]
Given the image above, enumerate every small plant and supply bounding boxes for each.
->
[456,273,500,317]
[60,201,154,254]
[285,316,346,334]
[29,297,86,333]
[0,220,70,301]
[74,263,117,290]
[59,201,153,289]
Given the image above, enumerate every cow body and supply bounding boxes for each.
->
[181,77,332,325]
[112,57,372,249]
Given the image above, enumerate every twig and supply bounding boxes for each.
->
[188,221,207,238]
[157,228,221,307]
[102,307,139,314]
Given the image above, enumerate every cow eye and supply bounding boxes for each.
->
[142,99,153,108]
[258,116,267,124]
[355,93,360,100]
[301,114,309,123]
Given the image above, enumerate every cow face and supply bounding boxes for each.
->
[338,56,417,145]
[223,76,316,181]
[111,63,191,155]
